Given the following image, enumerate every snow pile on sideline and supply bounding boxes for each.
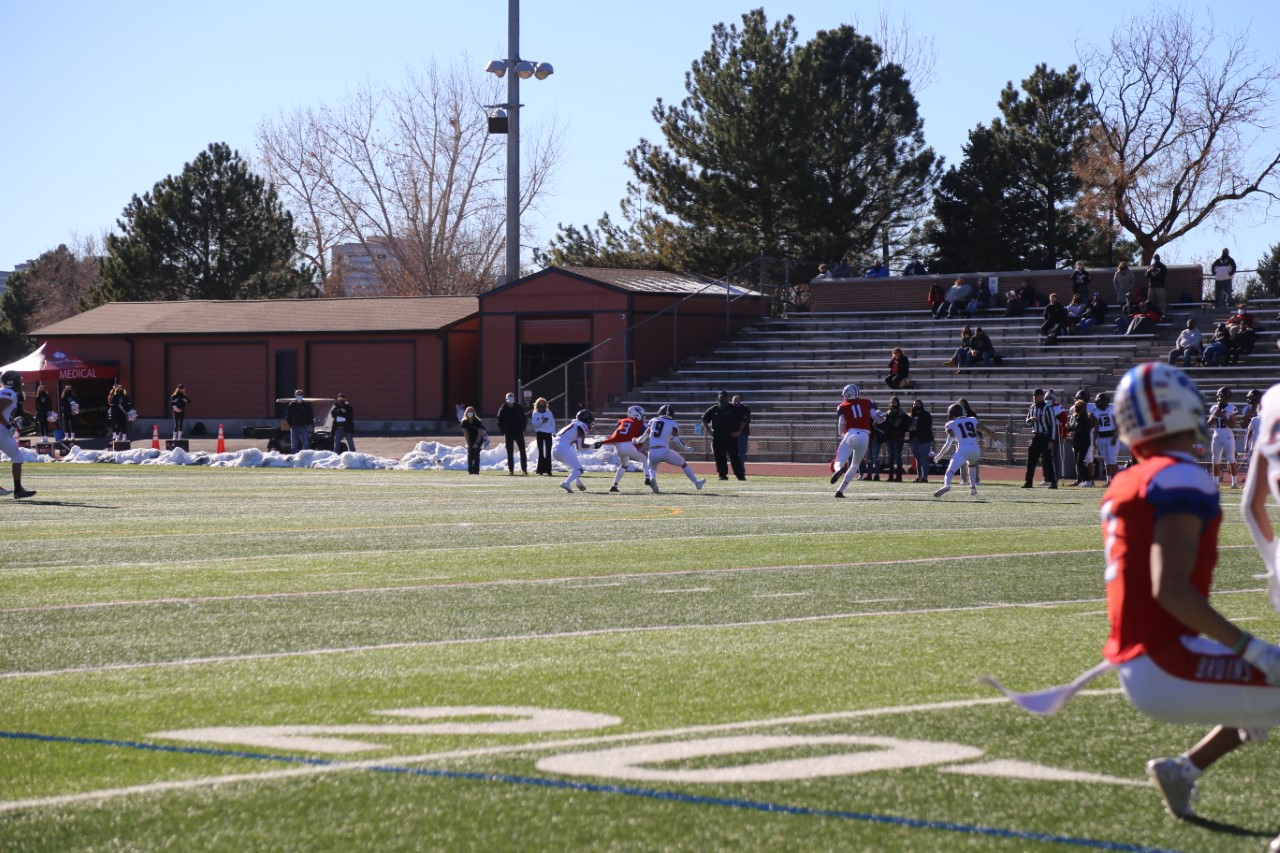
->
[6,440,634,473]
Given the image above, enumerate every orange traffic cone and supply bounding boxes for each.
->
[152,424,160,449]
[216,424,226,453]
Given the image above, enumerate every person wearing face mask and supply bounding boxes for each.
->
[496,391,529,475]
[880,396,910,481]
[285,390,315,454]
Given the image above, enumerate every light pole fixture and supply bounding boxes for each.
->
[485,0,553,286]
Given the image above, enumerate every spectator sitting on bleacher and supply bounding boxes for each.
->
[1112,293,1144,334]
[960,326,996,370]
[964,284,991,317]
[1021,278,1042,308]
[1063,294,1087,332]
[811,263,830,282]
[1003,287,1025,316]
[1167,318,1204,367]
[866,260,889,278]
[830,257,854,279]
[1040,292,1069,341]
[940,277,974,319]
[903,257,927,276]
[1121,302,1162,336]
[1077,292,1108,333]
[943,325,973,367]
[884,347,913,389]
[928,282,947,317]
[1227,307,1258,358]
[1201,322,1233,366]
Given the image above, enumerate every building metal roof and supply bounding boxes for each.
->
[33,296,479,336]
[513,266,759,297]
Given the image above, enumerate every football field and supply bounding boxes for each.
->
[3,464,1279,852]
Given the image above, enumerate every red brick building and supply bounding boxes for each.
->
[33,296,479,429]
[29,266,764,431]
[478,267,763,418]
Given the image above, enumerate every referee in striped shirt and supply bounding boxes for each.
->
[1023,387,1059,489]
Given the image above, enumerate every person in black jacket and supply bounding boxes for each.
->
[496,392,528,475]
[34,385,52,440]
[170,384,191,440]
[328,392,356,452]
[701,390,745,480]
[1040,293,1069,340]
[285,390,315,453]
[907,399,934,483]
[881,396,911,481]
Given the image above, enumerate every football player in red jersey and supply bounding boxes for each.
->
[987,364,1280,832]
[831,383,881,498]
[601,406,653,493]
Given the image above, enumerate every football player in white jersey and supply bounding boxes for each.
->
[1244,384,1280,610]
[1241,389,1263,461]
[933,403,982,498]
[1207,386,1240,488]
[635,406,705,494]
[1091,392,1120,484]
[0,371,35,498]
[552,410,596,494]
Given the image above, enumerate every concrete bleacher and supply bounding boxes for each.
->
[607,300,1276,463]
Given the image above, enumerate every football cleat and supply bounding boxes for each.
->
[1145,757,1197,818]
[968,486,977,496]
[12,487,34,500]
[834,491,845,498]
[609,485,620,493]
[560,483,574,494]
[649,481,661,494]
[695,478,706,491]
[575,481,587,491]
[830,463,849,485]
[933,485,950,497]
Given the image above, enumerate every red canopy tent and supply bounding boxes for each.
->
[0,343,117,383]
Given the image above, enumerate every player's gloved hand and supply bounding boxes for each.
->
[1241,636,1280,685]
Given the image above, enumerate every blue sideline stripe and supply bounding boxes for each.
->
[1,730,1183,853]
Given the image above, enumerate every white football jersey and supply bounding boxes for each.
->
[1093,405,1117,435]
[944,416,982,451]
[640,415,679,450]
[0,386,18,424]
[1257,386,1280,502]
[552,419,590,450]
[1209,402,1238,430]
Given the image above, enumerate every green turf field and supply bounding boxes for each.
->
[3,465,1279,852]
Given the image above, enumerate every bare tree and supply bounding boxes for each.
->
[256,61,562,296]
[854,7,937,93]
[1075,9,1280,264]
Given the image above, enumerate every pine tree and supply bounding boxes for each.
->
[0,266,37,361]
[926,65,1094,272]
[546,10,938,274]
[89,143,314,305]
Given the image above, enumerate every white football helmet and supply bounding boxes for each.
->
[627,405,645,420]
[1114,363,1207,450]
[842,383,861,401]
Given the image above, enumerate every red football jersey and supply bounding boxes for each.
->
[837,399,874,433]
[1101,453,1222,664]
[601,417,645,445]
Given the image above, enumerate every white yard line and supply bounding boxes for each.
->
[1,599,1110,680]
[645,588,712,595]
[1,549,1112,613]
[0,690,1122,813]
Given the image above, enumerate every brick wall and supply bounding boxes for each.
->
[806,265,1205,313]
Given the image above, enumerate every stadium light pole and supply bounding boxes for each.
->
[486,0,553,286]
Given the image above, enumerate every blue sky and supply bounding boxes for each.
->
[2,0,1277,276]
